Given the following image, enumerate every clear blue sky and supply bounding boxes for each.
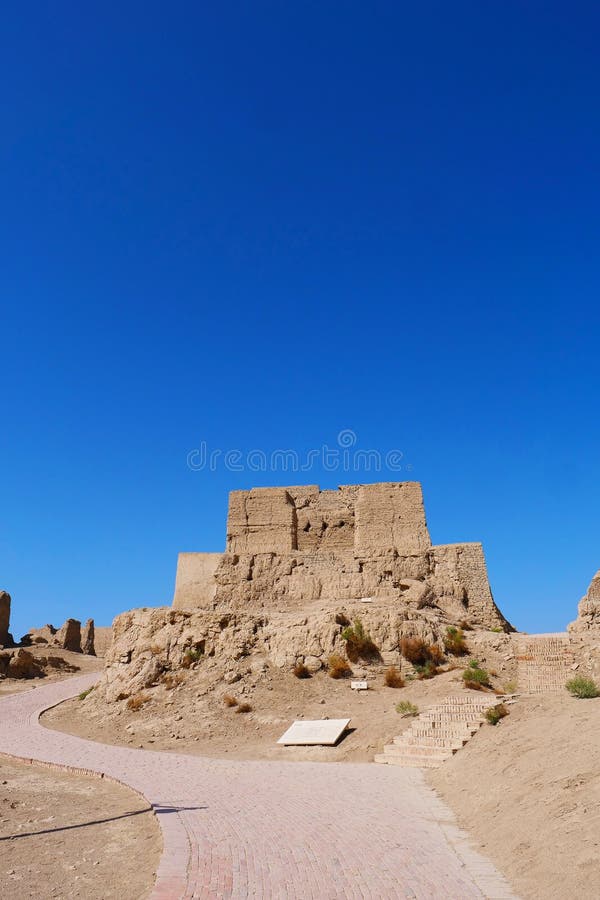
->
[2,2,599,640]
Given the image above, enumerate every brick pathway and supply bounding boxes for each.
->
[0,674,517,899]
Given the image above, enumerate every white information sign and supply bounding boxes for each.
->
[277,718,351,746]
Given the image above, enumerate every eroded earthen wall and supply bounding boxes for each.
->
[173,553,223,610]
[174,482,510,631]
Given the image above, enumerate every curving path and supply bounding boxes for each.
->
[0,674,517,900]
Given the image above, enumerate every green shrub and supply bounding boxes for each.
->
[415,660,439,680]
[341,618,379,661]
[485,704,508,725]
[396,700,419,717]
[462,663,490,688]
[444,627,468,655]
[78,687,94,701]
[566,676,600,699]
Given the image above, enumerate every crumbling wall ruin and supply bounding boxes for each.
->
[173,482,512,632]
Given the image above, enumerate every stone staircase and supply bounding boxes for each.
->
[375,694,501,768]
[515,633,574,693]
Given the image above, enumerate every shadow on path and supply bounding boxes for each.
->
[0,805,207,841]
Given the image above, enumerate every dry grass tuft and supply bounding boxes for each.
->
[384,665,404,688]
[328,653,353,679]
[293,662,311,679]
[223,693,238,707]
[400,638,444,673]
[396,700,419,717]
[341,618,379,661]
[127,692,150,711]
[235,702,252,714]
[161,672,185,690]
[426,644,445,665]
[485,703,509,725]
[400,637,429,665]
[444,626,468,655]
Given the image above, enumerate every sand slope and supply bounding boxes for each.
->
[428,693,600,900]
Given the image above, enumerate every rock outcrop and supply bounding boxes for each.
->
[0,648,44,679]
[24,618,84,652]
[82,619,95,655]
[95,600,446,703]
[568,570,600,632]
[54,618,82,652]
[0,591,13,647]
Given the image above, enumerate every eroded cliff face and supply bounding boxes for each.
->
[569,570,600,632]
[95,600,452,702]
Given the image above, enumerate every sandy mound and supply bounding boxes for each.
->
[0,757,160,899]
[428,692,600,900]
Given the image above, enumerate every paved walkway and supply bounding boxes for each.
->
[0,674,517,899]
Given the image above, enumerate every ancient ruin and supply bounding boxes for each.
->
[174,482,512,630]
[93,482,518,703]
[0,591,13,647]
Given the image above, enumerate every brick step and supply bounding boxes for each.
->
[381,744,454,759]
[374,753,445,769]
[427,698,498,707]
[401,736,467,749]
[422,711,493,721]
[404,728,477,741]
[402,722,479,736]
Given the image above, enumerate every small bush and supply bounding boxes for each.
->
[78,687,94,701]
[400,637,430,665]
[444,627,468,656]
[426,644,445,665]
[127,692,150,711]
[503,680,518,693]
[384,665,404,688]
[223,694,238,707]
[161,672,185,690]
[459,620,473,631]
[490,626,504,633]
[149,644,162,656]
[462,664,490,688]
[396,700,419,717]
[235,702,252,714]
[341,619,379,661]
[485,704,509,725]
[182,647,204,669]
[293,662,311,679]
[566,676,600,699]
[328,653,352,679]
[415,661,439,680]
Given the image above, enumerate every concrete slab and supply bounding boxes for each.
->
[277,718,351,746]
